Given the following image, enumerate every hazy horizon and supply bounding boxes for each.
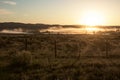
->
[1,22,120,26]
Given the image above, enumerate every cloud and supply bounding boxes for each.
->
[2,1,16,5]
[0,9,13,15]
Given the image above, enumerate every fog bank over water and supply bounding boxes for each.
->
[40,27,85,34]
[0,22,119,34]
[40,27,118,34]
[0,28,26,34]
[0,27,118,34]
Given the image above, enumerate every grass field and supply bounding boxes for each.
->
[0,32,120,80]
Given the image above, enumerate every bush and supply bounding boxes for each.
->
[10,51,32,69]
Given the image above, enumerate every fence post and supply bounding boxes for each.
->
[24,37,28,51]
[54,40,57,58]
[78,42,81,58]
[105,39,109,57]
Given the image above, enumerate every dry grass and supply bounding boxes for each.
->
[0,33,120,80]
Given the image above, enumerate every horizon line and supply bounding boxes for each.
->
[0,22,120,27]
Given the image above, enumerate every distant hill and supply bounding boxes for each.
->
[0,22,52,31]
[0,22,85,30]
[0,22,119,31]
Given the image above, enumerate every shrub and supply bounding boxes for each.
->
[10,51,32,69]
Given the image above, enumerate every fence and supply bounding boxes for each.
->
[0,34,120,58]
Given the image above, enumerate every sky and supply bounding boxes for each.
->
[0,0,120,25]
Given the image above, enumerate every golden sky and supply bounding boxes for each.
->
[0,0,120,26]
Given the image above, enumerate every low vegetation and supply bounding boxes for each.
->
[0,32,120,80]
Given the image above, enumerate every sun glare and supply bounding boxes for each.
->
[84,27,101,34]
[79,11,105,26]
[85,27,99,32]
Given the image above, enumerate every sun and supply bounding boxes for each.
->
[79,11,105,26]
